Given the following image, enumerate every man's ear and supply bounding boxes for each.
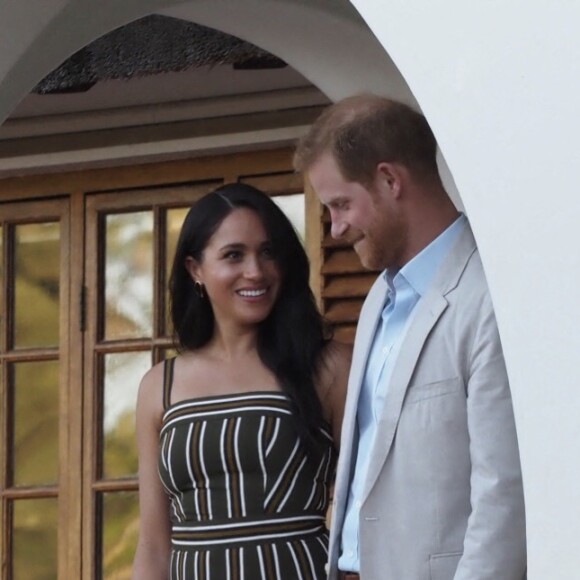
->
[184,256,201,283]
[376,162,404,199]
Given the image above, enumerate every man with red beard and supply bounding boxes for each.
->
[294,94,526,580]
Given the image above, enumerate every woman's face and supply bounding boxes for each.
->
[186,207,282,330]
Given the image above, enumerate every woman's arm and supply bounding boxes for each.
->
[132,364,172,580]
[318,340,352,448]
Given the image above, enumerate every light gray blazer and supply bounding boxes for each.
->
[328,223,526,580]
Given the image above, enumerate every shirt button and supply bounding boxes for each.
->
[355,500,362,508]
[348,550,355,557]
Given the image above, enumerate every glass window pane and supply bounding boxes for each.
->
[165,207,189,335]
[272,193,305,242]
[101,491,139,580]
[12,360,59,486]
[14,223,60,348]
[105,212,153,340]
[103,351,151,479]
[12,498,58,580]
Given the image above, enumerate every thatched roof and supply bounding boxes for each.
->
[34,15,286,94]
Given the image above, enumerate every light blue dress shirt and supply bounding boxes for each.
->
[338,214,466,572]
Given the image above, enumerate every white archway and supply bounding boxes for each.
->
[5,1,466,193]
[0,0,412,126]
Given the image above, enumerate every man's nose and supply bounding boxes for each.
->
[330,218,348,239]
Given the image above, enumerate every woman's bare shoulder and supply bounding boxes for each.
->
[136,357,176,421]
[138,359,166,396]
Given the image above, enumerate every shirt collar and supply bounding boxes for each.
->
[383,213,466,297]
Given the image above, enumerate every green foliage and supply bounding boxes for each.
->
[102,492,139,580]
[13,227,60,348]
[13,360,59,486]
[13,499,58,580]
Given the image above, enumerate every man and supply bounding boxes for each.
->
[294,95,526,580]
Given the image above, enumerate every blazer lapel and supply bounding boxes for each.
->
[361,291,448,500]
[361,221,477,501]
[334,276,387,508]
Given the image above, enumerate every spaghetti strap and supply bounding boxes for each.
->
[162,357,176,411]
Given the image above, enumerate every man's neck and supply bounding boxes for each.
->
[400,192,460,267]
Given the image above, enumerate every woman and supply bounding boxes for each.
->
[133,183,350,579]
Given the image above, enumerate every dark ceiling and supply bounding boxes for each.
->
[34,14,286,94]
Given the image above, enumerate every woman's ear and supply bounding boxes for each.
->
[184,256,201,283]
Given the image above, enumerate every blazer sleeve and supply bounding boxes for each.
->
[453,292,527,579]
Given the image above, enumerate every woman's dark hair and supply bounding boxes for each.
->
[170,182,330,449]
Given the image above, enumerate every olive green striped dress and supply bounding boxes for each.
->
[158,358,336,579]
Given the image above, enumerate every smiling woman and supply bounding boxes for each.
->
[132,183,351,580]
[184,207,281,331]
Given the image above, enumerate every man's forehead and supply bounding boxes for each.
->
[309,150,340,174]
[307,153,348,192]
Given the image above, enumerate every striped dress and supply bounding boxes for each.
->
[158,358,336,579]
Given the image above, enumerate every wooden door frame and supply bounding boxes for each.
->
[0,197,79,580]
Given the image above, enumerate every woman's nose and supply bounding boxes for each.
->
[244,255,264,278]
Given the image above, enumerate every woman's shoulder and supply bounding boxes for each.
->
[137,356,181,419]
[139,358,168,392]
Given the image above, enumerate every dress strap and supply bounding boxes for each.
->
[162,357,176,411]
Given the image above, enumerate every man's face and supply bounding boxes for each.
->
[308,152,407,270]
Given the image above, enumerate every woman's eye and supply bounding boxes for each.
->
[261,246,275,258]
[224,251,242,260]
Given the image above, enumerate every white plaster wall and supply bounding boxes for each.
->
[350,1,580,577]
